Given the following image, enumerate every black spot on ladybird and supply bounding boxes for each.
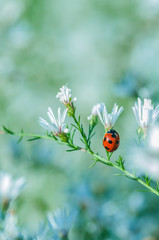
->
[107,129,114,133]
[108,140,112,144]
[104,137,106,141]
[105,146,109,150]
[111,134,117,138]
[116,140,119,144]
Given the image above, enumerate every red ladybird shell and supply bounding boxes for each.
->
[103,129,120,152]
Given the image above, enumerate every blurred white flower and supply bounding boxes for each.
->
[129,124,159,180]
[131,147,159,180]
[0,1,24,24]
[132,98,159,136]
[0,172,25,203]
[56,85,77,106]
[35,225,59,240]
[3,213,19,239]
[87,103,103,120]
[39,107,69,135]
[97,103,124,130]
[48,208,76,238]
[148,125,159,154]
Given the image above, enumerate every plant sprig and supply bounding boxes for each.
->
[2,121,159,197]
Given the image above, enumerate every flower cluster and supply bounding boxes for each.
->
[39,85,125,141]
[39,85,159,144]
[39,86,77,142]
[2,85,159,240]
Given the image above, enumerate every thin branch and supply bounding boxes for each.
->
[2,127,159,197]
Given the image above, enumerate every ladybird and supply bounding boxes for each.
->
[103,129,120,152]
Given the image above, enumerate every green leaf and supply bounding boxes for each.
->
[71,129,76,142]
[124,175,139,181]
[47,132,57,140]
[80,138,86,144]
[89,160,98,168]
[27,137,41,141]
[66,148,79,152]
[89,132,96,140]
[143,175,152,186]
[71,124,79,130]
[115,155,125,170]
[115,173,139,181]
[78,115,81,125]
[98,159,113,166]
[17,129,23,143]
[2,126,14,135]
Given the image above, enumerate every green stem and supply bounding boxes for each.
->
[72,115,93,154]
[11,132,54,140]
[91,153,159,196]
[13,131,85,152]
[2,129,159,196]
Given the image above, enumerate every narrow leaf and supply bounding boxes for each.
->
[124,175,139,181]
[2,126,14,135]
[27,137,41,141]
[78,115,81,124]
[71,124,79,130]
[89,160,98,168]
[80,138,86,144]
[66,148,79,152]
[17,129,23,143]
[71,129,76,142]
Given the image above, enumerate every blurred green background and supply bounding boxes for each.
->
[1,0,159,239]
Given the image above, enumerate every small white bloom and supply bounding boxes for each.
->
[56,85,77,105]
[129,146,159,180]
[3,213,19,239]
[97,103,124,130]
[48,208,76,237]
[147,124,159,155]
[87,103,104,120]
[0,173,25,203]
[128,124,159,180]
[35,225,59,240]
[132,98,159,134]
[39,107,69,135]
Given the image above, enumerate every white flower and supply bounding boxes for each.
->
[87,103,104,120]
[56,85,77,105]
[3,213,19,239]
[128,124,159,180]
[0,173,25,202]
[147,124,159,155]
[39,107,69,135]
[48,208,76,238]
[97,103,124,130]
[35,225,59,240]
[129,146,159,181]
[132,98,159,131]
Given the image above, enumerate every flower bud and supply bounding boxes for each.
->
[58,132,68,142]
[66,104,75,117]
[89,115,98,126]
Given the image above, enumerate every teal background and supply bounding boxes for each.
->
[1,0,159,239]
